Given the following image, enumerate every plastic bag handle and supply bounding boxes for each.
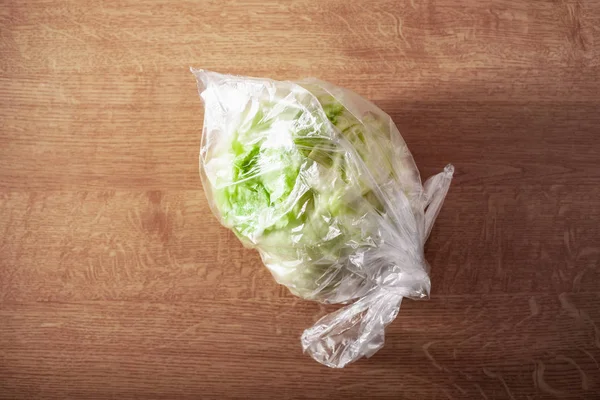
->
[423,164,454,241]
[301,290,403,368]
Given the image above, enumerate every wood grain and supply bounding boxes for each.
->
[1,0,600,398]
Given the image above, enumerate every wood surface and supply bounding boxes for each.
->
[1,0,600,398]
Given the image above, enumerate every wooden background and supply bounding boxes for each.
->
[1,0,600,398]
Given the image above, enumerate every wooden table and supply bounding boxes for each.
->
[2,1,600,398]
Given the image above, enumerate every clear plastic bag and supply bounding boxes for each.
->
[192,69,453,368]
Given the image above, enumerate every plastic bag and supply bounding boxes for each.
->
[191,69,453,368]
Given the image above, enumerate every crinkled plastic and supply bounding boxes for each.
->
[191,69,453,368]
